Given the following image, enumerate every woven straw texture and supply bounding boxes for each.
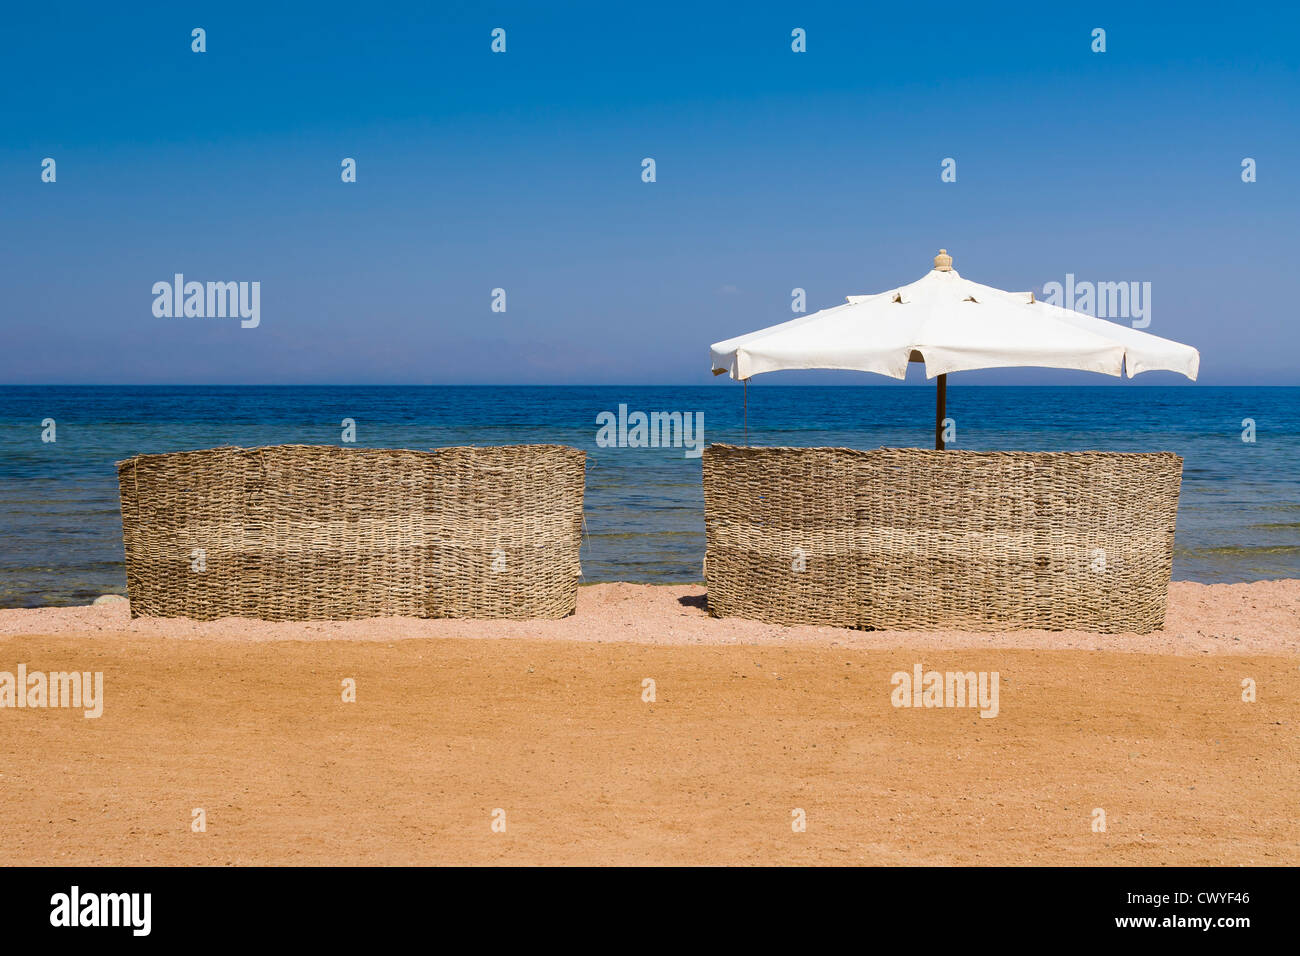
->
[703,445,1182,632]
[117,444,585,621]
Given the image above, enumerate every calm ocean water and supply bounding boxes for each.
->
[0,385,1296,607]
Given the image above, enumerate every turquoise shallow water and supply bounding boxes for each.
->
[0,385,1296,607]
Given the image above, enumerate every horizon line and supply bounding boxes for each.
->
[0,382,1295,389]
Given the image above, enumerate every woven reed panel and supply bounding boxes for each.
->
[117,444,585,621]
[703,445,1182,632]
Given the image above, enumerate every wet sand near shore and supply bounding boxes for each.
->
[2,580,1298,656]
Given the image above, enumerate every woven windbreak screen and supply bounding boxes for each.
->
[117,444,586,621]
[703,445,1182,632]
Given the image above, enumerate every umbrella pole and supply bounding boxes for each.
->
[934,373,947,450]
[743,378,749,446]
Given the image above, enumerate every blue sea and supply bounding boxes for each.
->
[0,385,1296,607]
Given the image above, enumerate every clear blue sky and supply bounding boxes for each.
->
[2,1,1296,385]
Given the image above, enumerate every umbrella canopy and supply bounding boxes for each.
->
[710,250,1200,447]
[711,251,1199,382]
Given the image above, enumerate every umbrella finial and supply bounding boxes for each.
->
[933,249,953,272]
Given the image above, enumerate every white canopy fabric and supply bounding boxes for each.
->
[710,260,1200,381]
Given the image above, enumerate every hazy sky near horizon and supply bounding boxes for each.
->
[2,1,1296,386]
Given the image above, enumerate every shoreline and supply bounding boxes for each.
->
[2,579,1296,655]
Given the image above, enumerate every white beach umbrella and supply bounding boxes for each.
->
[710,250,1200,448]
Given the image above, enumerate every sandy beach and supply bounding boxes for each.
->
[1,580,1296,866]
[3,579,1297,654]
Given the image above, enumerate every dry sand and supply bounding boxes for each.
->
[1,580,1296,865]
